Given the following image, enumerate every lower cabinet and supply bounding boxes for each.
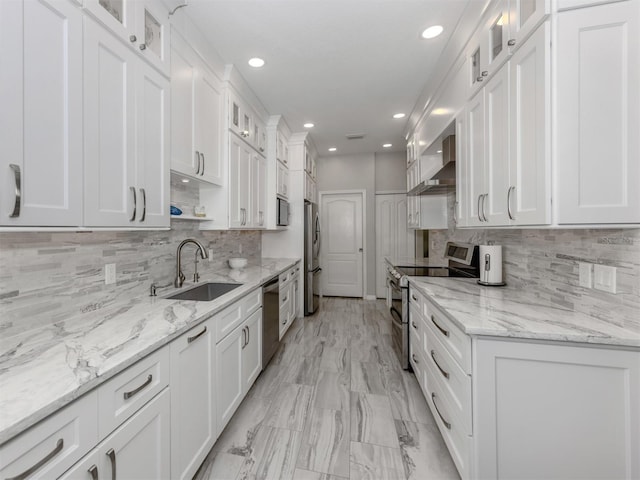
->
[216,307,263,432]
[170,319,216,480]
[59,388,170,479]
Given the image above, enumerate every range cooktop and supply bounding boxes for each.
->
[395,265,479,278]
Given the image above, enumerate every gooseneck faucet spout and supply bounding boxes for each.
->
[175,239,208,288]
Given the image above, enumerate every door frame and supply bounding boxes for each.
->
[318,189,367,299]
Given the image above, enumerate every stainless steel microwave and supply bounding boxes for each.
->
[276,198,290,226]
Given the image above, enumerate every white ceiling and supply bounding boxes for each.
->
[187,0,472,156]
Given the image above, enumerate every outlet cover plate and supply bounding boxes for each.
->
[594,264,616,293]
[105,263,116,285]
[578,262,593,288]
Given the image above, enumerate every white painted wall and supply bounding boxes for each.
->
[375,151,406,192]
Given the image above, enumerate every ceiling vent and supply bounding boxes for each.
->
[345,133,366,140]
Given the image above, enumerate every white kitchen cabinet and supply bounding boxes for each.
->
[508,0,549,49]
[276,161,289,199]
[59,388,170,480]
[555,0,640,224]
[170,33,224,185]
[0,391,98,480]
[278,265,300,338]
[0,0,83,227]
[84,0,169,76]
[483,65,510,225]
[304,173,317,203]
[229,133,252,228]
[508,21,551,225]
[252,152,267,227]
[454,116,468,227]
[84,17,169,228]
[170,320,216,480]
[474,338,640,479]
[241,308,263,392]
[464,90,486,227]
[215,307,263,432]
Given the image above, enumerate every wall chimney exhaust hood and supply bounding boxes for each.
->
[408,135,456,196]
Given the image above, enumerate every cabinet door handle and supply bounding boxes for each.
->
[431,393,451,430]
[187,325,207,343]
[412,353,419,364]
[508,39,516,46]
[246,325,250,345]
[139,188,146,222]
[507,186,515,220]
[123,374,152,400]
[129,186,137,222]
[129,35,137,43]
[5,438,64,480]
[477,195,483,222]
[412,321,418,330]
[139,43,146,51]
[431,315,449,337]
[195,151,201,175]
[106,448,116,480]
[476,76,484,82]
[481,194,488,222]
[241,326,247,348]
[8,164,21,218]
[200,153,205,176]
[411,293,417,302]
[430,350,450,379]
[481,70,488,77]
[88,465,99,480]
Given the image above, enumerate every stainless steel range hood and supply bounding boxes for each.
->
[408,135,456,196]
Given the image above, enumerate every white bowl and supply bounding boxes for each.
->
[228,257,248,269]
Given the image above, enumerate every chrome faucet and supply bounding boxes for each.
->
[175,239,208,288]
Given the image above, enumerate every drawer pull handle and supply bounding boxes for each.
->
[411,321,418,330]
[412,353,419,364]
[6,438,64,480]
[123,374,152,400]
[106,448,116,480]
[88,465,99,480]
[430,350,450,379]
[9,164,21,218]
[431,393,452,430]
[431,315,449,337]
[187,326,207,343]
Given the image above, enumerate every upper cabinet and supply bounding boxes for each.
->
[84,0,169,76]
[555,0,640,224]
[509,0,549,48]
[83,16,169,228]
[171,32,224,186]
[0,0,83,227]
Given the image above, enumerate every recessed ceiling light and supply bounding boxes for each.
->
[248,57,265,68]
[432,107,451,115]
[437,150,443,153]
[181,179,189,183]
[383,143,392,148]
[328,147,337,152]
[421,25,444,39]
[304,123,315,128]
[393,113,406,119]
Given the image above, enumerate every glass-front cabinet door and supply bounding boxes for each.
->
[484,0,509,72]
[509,0,549,49]
[85,0,169,76]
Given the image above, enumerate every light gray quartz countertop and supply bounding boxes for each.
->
[0,258,300,445]
[408,277,640,349]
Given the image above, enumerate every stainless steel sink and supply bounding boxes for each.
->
[166,282,242,301]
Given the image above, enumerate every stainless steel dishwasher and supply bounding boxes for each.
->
[262,276,280,368]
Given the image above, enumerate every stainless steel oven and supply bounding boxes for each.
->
[386,265,409,369]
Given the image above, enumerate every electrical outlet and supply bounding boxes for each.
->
[594,264,616,294]
[578,262,593,288]
[208,249,213,262]
[239,244,243,254]
[105,263,116,285]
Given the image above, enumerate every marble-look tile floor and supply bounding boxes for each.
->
[194,298,460,480]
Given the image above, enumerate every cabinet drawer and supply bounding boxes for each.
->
[98,346,170,438]
[216,289,262,343]
[408,302,427,356]
[0,391,98,480]
[408,286,425,311]
[423,299,471,374]
[409,327,428,395]
[425,363,472,480]
[425,327,472,434]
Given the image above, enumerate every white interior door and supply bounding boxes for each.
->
[321,192,364,298]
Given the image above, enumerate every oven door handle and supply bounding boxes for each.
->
[389,306,403,327]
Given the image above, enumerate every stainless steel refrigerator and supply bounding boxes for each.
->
[304,201,321,315]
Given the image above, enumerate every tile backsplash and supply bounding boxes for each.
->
[0,222,261,339]
[429,193,640,329]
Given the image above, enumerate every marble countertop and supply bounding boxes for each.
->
[0,258,300,445]
[408,277,640,348]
